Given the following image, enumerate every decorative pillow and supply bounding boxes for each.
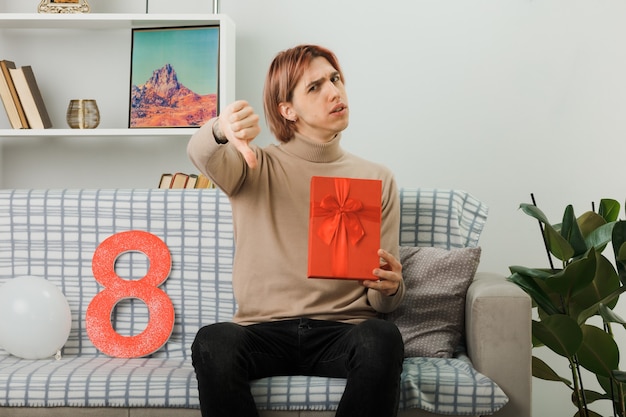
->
[387,246,481,358]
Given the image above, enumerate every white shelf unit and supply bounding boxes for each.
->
[0,13,235,188]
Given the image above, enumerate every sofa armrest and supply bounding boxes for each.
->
[465,271,532,417]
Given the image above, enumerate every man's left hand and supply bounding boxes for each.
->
[362,249,402,296]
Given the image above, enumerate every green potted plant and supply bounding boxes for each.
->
[508,198,626,417]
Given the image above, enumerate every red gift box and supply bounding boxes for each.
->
[307,176,382,280]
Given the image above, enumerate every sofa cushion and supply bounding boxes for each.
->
[398,188,488,249]
[387,246,482,358]
[252,355,507,415]
[399,356,508,415]
[0,356,196,407]
[0,354,506,415]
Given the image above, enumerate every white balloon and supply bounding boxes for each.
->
[0,276,72,359]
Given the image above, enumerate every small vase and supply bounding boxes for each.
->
[66,99,100,129]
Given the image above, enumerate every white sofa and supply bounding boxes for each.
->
[0,188,531,417]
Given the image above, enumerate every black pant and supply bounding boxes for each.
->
[191,318,404,417]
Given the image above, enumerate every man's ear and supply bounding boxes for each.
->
[278,103,297,122]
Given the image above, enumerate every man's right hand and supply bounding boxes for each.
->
[216,100,260,169]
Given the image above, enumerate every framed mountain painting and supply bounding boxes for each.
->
[129,25,220,128]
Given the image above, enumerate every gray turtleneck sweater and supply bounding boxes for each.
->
[187,120,404,325]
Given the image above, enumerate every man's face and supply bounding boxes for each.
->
[280,57,349,143]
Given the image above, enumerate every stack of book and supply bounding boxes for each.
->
[0,60,52,129]
[158,172,216,189]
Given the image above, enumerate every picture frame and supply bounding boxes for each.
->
[129,25,220,128]
[37,0,90,14]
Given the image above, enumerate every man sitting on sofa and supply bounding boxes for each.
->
[187,44,405,417]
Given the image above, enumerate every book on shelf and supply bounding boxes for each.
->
[8,65,52,129]
[158,173,173,189]
[0,60,29,129]
[185,174,198,189]
[170,172,189,189]
[157,172,215,189]
[195,173,215,189]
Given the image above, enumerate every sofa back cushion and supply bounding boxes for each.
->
[398,188,487,249]
[0,189,237,359]
[0,188,487,360]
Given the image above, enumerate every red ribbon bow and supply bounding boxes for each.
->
[311,178,379,277]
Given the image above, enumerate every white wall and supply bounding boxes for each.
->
[3,1,626,416]
[224,3,626,417]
